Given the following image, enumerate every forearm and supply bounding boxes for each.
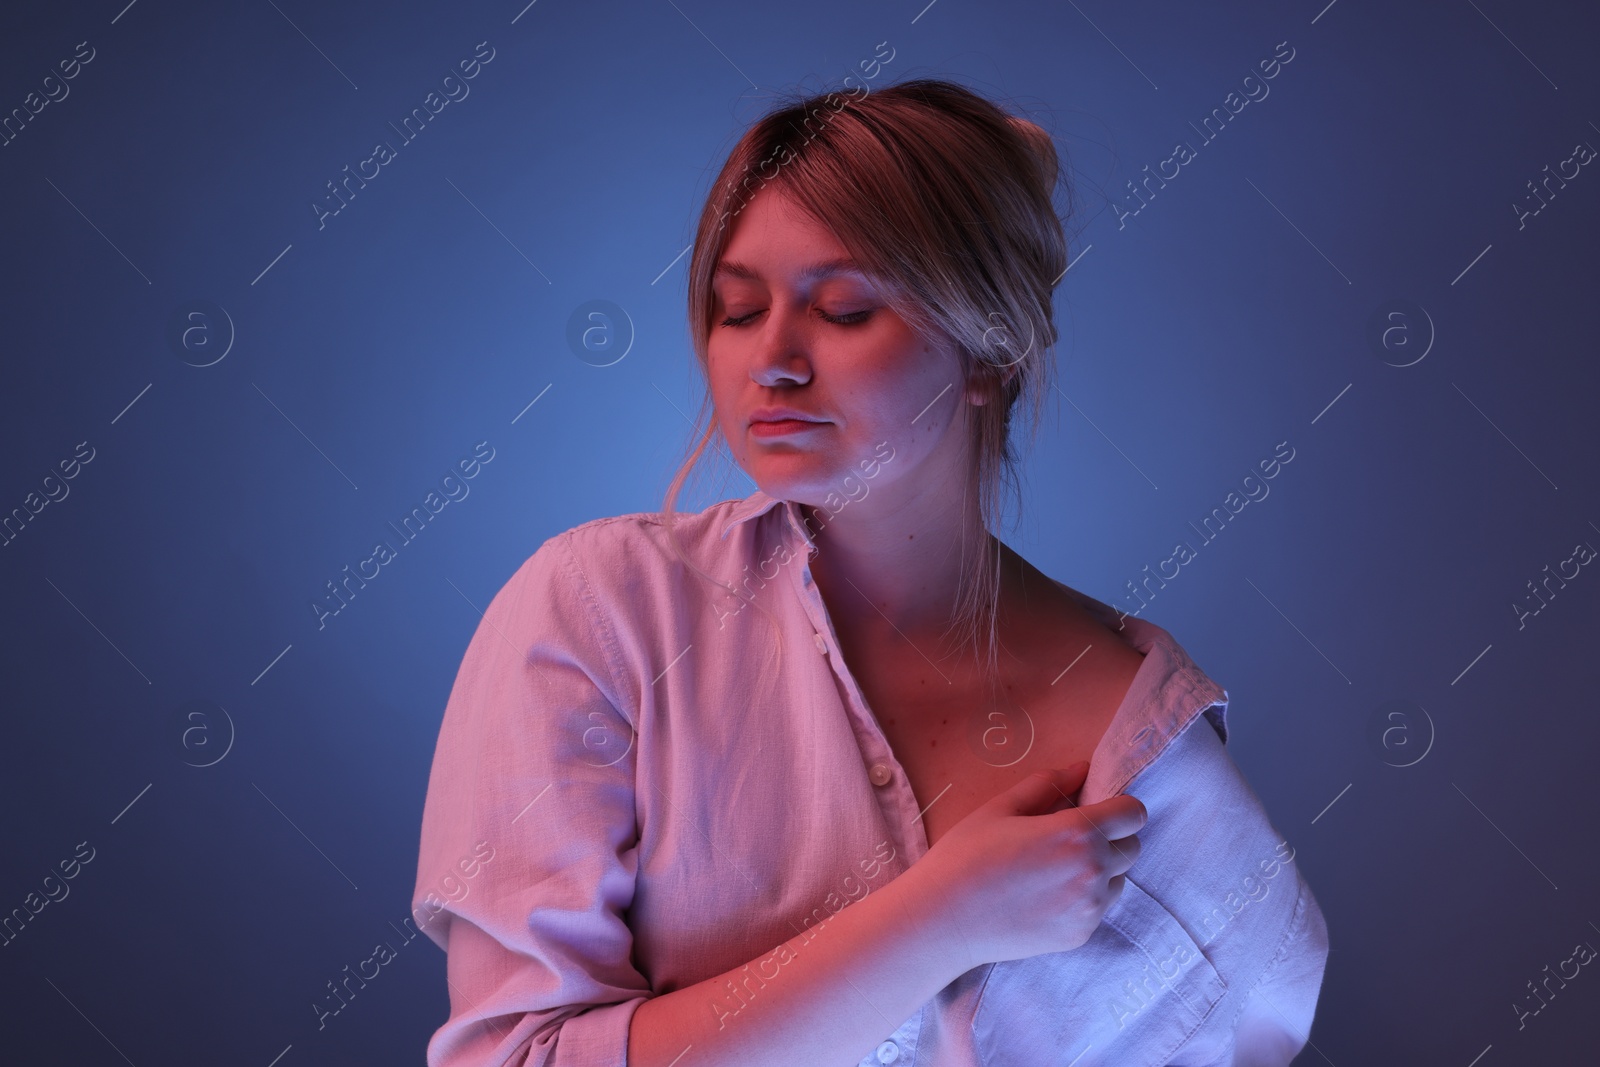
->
[627,868,967,1067]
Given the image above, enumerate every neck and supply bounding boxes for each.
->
[800,475,997,656]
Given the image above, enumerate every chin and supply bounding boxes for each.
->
[745,460,839,505]
[743,436,897,505]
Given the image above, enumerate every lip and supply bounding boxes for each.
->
[749,418,828,438]
[748,407,829,438]
[748,406,828,426]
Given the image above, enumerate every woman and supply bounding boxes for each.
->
[413,79,1329,1066]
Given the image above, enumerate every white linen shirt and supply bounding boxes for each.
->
[412,489,1330,1066]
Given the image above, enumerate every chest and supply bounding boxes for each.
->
[855,649,1141,849]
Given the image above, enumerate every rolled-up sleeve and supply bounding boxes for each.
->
[1227,871,1330,1067]
[412,530,651,1066]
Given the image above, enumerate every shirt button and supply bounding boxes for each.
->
[875,1040,900,1063]
[868,763,892,787]
[813,632,828,654]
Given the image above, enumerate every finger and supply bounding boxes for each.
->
[1106,872,1127,906]
[999,763,1090,817]
[1042,761,1091,808]
[1104,832,1141,876]
[1071,794,1148,842]
[1058,760,1090,790]
[1046,761,1091,812]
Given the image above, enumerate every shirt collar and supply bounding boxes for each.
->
[717,487,1229,785]
[718,488,785,540]
[1058,584,1232,800]
[718,488,822,555]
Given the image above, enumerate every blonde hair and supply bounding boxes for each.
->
[662,77,1072,692]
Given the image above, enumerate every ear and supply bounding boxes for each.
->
[963,372,994,407]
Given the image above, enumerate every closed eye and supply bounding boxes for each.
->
[718,308,874,328]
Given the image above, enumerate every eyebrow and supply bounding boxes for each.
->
[712,257,870,283]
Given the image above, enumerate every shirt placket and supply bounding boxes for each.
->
[780,509,932,864]
[779,505,931,1066]
[858,1013,922,1066]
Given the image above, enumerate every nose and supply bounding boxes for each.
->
[750,304,813,388]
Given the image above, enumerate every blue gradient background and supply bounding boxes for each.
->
[2,0,1597,1063]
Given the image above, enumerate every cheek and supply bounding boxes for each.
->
[844,333,934,403]
[704,346,728,393]
[704,354,739,423]
[877,344,962,433]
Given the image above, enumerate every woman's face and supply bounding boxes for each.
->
[707,186,985,509]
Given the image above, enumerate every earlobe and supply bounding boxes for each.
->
[963,370,1009,407]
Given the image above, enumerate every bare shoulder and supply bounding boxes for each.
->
[1001,548,1146,696]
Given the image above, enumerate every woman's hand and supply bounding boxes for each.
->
[905,761,1146,972]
